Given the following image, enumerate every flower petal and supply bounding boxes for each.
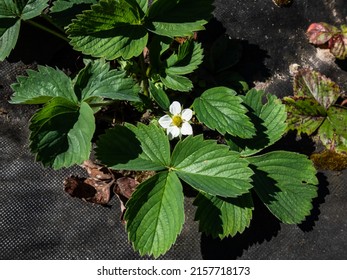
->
[181,109,193,121]
[181,122,193,135]
[158,115,172,128]
[167,125,180,140]
[169,101,182,115]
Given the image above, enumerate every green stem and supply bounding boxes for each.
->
[139,53,149,97]
[41,13,65,33]
[88,100,117,108]
[26,19,69,43]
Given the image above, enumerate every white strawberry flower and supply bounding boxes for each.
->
[158,101,193,140]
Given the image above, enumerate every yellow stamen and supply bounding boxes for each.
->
[172,115,183,127]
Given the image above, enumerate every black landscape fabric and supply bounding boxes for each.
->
[1,0,346,259]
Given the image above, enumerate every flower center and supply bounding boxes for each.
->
[172,115,183,127]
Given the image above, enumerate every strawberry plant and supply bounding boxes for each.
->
[2,0,318,257]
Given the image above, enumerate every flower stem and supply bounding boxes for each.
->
[26,19,69,43]
[88,100,117,108]
[139,52,149,97]
[40,13,65,33]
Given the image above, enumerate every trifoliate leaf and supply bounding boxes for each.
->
[153,40,202,92]
[294,67,341,110]
[283,96,326,135]
[146,0,214,37]
[171,135,253,197]
[149,81,170,110]
[194,192,253,239]
[125,171,184,258]
[11,60,140,105]
[74,59,141,102]
[226,89,287,156]
[10,65,77,104]
[96,123,170,171]
[193,87,256,138]
[317,106,347,153]
[67,0,148,59]
[0,0,49,61]
[247,151,318,224]
[29,98,95,169]
[165,41,204,75]
[160,72,193,92]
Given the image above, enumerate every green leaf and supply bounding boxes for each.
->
[0,0,48,19]
[50,0,97,28]
[20,0,49,20]
[194,192,253,239]
[10,65,76,104]
[160,72,193,92]
[157,40,202,91]
[193,87,256,138]
[149,81,170,110]
[0,19,20,61]
[29,98,95,169]
[148,34,173,70]
[318,106,347,153]
[125,171,184,257]
[146,0,214,37]
[135,0,148,13]
[283,96,326,135]
[247,151,318,224]
[226,89,287,156]
[74,59,141,102]
[0,0,49,61]
[0,2,19,18]
[11,60,140,105]
[67,0,148,59]
[96,123,170,171]
[166,41,204,75]
[294,67,341,110]
[0,1,49,60]
[51,0,97,12]
[171,135,253,197]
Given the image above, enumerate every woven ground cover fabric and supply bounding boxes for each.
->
[1,0,347,259]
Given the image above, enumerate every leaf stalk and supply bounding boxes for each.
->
[26,19,69,43]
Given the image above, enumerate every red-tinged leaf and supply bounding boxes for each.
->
[341,24,347,44]
[306,22,339,45]
[293,67,340,110]
[329,35,347,59]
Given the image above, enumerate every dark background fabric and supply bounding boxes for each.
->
[1,0,346,259]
